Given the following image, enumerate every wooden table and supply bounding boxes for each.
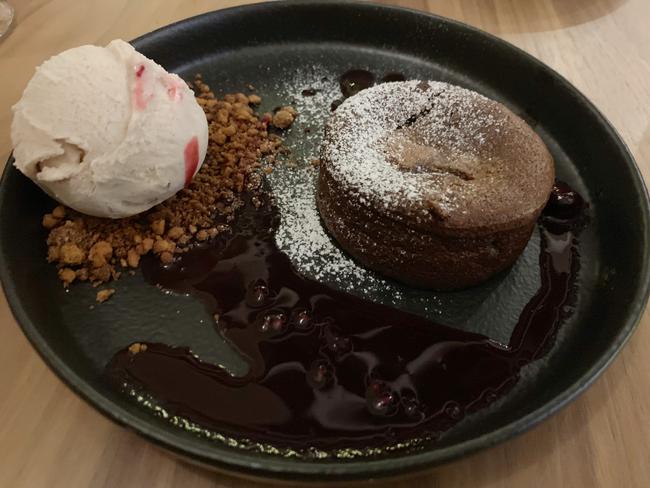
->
[1,0,649,486]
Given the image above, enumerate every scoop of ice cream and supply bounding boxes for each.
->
[11,39,208,218]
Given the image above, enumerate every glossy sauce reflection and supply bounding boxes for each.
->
[106,184,586,450]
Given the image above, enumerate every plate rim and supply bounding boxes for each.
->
[1,0,649,481]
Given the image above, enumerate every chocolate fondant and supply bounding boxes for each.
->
[318,80,555,289]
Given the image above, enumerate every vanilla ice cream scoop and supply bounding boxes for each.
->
[11,39,208,218]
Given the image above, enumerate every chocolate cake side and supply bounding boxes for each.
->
[317,169,535,289]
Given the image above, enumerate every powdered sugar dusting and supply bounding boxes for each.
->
[271,166,368,282]
[265,67,441,312]
[322,80,506,219]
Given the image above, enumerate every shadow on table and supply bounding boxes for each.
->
[376,0,628,34]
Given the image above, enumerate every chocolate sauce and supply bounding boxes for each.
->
[339,69,375,98]
[332,71,407,111]
[301,88,321,97]
[382,72,407,83]
[330,98,344,112]
[542,181,588,234]
[106,183,586,451]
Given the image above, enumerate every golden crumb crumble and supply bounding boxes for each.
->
[96,288,115,303]
[128,343,148,355]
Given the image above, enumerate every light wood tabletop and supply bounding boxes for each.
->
[1,0,649,486]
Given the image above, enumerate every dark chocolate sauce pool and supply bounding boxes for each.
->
[339,69,376,98]
[331,70,407,112]
[381,72,407,83]
[301,88,321,97]
[106,183,586,451]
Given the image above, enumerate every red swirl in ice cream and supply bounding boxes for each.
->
[184,136,199,187]
[11,39,208,218]
[133,63,154,110]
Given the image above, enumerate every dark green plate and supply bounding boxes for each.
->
[1,1,648,482]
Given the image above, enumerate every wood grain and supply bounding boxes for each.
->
[1,1,649,486]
